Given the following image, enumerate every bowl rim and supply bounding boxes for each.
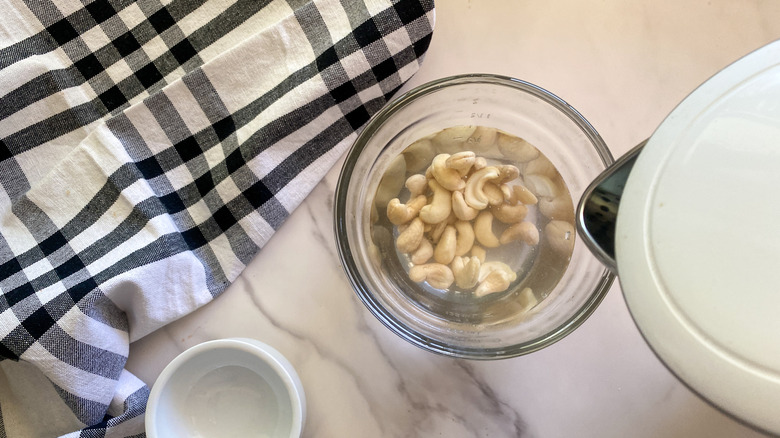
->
[145,337,305,437]
[334,73,615,359]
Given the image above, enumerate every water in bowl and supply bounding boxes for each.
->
[370,126,575,325]
[185,365,281,437]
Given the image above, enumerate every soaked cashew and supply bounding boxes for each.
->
[512,184,538,205]
[483,182,505,206]
[524,174,560,198]
[429,217,449,243]
[451,256,481,289]
[431,154,466,191]
[524,156,557,177]
[396,217,424,253]
[409,263,455,289]
[452,190,479,221]
[478,261,516,281]
[496,165,520,183]
[470,245,487,264]
[500,184,513,203]
[446,151,476,176]
[434,126,477,154]
[405,174,428,197]
[454,220,475,256]
[476,271,513,296]
[374,155,406,208]
[474,211,500,248]
[497,134,539,163]
[434,225,457,265]
[499,221,540,246]
[518,287,537,313]
[410,238,434,265]
[419,179,452,224]
[464,166,500,210]
[538,196,574,221]
[546,220,575,256]
[403,138,436,172]
[436,126,478,143]
[476,261,517,297]
[387,195,427,225]
[466,126,498,152]
[466,157,487,179]
[425,165,434,180]
[492,202,528,224]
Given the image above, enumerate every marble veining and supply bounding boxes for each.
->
[126,1,780,437]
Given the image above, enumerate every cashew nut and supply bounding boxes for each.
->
[452,190,479,221]
[409,263,455,289]
[472,157,487,171]
[538,195,574,221]
[425,165,434,180]
[478,261,516,281]
[473,210,500,248]
[545,220,575,257]
[403,138,436,172]
[387,195,427,225]
[446,151,476,176]
[396,217,424,253]
[500,184,513,203]
[374,155,406,208]
[470,245,487,263]
[454,220,475,256]
[436,125,477,143]
[497,134,539,162]
[451,256,481,289]
[492,202,528,224]
[524,155,557,177]
[483,182,505,206]
[518,287,537,313]
[434,126,477,154]
[496,165,520,183]
[434,225,457,265]
[524,174,560,198]
[369,227,389,267]
[410,237,434,265]
[512,183,538,205]
[431,154,466,191]
[428,218,448,243]
[476,261,517,297]
[499,221,539,246]
[405,174,428,197]
[466,126,498,152]
[464,166,500,210]
[419,179,452,224]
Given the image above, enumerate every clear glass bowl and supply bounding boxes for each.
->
[334,74,615,359]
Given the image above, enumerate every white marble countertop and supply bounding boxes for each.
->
[126,1,780,436]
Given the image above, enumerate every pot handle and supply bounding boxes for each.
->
[576,139,648,274]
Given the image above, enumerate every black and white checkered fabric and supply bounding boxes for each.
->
[0,0,434,435]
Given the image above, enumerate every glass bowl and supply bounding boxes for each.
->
[334,74,614,359]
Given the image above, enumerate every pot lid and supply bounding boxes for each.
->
[616,39,780,435]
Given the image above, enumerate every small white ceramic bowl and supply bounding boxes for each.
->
[145,338,305,438]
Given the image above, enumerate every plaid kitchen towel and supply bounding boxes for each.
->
[0,0,434,435]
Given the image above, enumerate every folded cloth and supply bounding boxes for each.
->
[0,0,434,435]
